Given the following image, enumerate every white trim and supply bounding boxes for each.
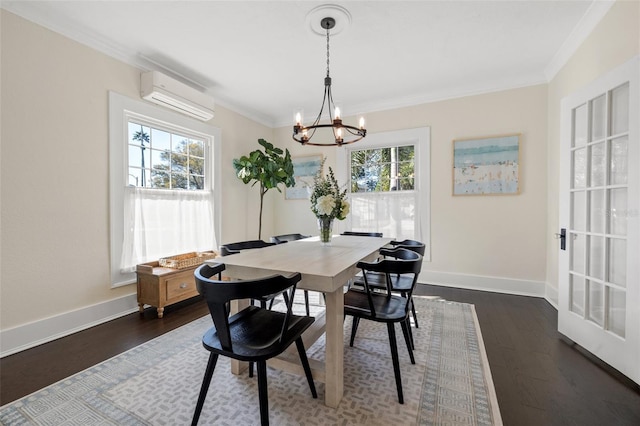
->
[336,127,431,260]
[0,294,139,358]
[544,1,615,81]
[109,91,222,287]
[419,270,546,298]
[545,283,559,310]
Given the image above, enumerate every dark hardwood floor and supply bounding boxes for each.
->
[2,284,639,425]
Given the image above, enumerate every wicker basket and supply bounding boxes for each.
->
[158,251,217,269]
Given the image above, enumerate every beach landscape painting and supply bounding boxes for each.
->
[453,134,520,195]
[285,155,322,200]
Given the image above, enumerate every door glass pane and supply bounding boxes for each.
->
[589,236,604,280]
[573,103,588,147]
[607,287,626,338]
[589,189,605,234]
[570,274,585,316]
[571,233,585,274]
[611,83,629,135]
[609,188,628,235]
[572,191,586,231]
[610,136,628,185]
[588,280,604,326]
[590,94,606,141]
[590,142,606,187]
[573,148,587,188]
[608,238,627,288]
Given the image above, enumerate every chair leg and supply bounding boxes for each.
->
[249,361,254,378]
[304,290,310,316]
[349,316,360,347]
[400,319,416,364]
[191,353,219,426]
[256,360,270,426]
[386,323,404,404]
[295,337,318,398]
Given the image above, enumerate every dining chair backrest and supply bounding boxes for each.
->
[357,248,422,315]
[219,240,275,256]
[194,262,302,352]
[341,231,383,238]
[389,239,426,256]
[270,233,310,244]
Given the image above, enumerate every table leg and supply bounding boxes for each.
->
[230,299,250,375]
[324,287,344,408]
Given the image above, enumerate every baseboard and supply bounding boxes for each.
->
[545,283,559,309]
[418,270,546,298]
[0,293,139,358]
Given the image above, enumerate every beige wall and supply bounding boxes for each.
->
[274,84,549,286]
[1,1,637,344]
[0,10,270,330]
[545,0,640,304]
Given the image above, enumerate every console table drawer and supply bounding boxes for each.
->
[166,273,198,301]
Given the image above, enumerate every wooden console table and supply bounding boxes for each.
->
[136,261,201,318]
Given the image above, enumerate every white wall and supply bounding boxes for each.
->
[545,0,640,305]
[274,84,549,296]
[0,10,272,352]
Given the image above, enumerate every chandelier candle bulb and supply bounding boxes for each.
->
[359,117,365,129]
[334,107,341,120]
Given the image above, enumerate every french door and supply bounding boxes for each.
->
[558,57,639,385]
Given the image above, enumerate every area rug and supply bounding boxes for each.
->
[0,297,502,425]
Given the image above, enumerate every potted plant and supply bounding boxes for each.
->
[233,139,295,239]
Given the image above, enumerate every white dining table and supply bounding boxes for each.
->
[212,234,392,408]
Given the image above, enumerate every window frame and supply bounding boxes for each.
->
[109,91,221,287]
[337,127,431,260]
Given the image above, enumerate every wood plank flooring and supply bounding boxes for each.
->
[2,284,639,425]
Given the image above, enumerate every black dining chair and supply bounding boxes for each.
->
[270,234,312,316]
[219,240,275,256]
[353,239,425,331]
[341,231,383,238]
[270,233,310,244]
[343,247,422,404]
[191,262,317,426]
[219,239,283,378]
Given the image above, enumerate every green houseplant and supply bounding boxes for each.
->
[233,139,295,239]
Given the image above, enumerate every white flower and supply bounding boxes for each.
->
[316,195,336,216]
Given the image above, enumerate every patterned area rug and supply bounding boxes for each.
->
[0,297,501,425]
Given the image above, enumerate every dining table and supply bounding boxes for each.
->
[210,234,392,408]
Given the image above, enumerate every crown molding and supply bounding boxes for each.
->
[544,0,615,81]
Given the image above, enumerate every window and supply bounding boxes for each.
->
[127,121,206,190]
[337,127,430,258]
[109,92,221,287]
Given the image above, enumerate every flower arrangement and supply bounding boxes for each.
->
[310,164,349,220]
[310,160,349,243]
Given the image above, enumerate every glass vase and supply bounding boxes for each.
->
[318,217,334,245]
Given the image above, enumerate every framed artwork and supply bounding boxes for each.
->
[285,155,323,200]
[453,134,520,195]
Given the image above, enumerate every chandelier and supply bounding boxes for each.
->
[293,16,366,146]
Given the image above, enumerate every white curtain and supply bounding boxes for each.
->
[120,187,217,273]
[347,191,419,241]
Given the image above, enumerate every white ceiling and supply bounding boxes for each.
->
[3,1,613,128]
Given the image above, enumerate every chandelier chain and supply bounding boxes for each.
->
[326,26,330,78]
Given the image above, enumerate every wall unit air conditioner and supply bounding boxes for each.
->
[140,71,214,121]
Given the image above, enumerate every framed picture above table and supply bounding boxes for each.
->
[286,155,323,200]
[452,134,520,196]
